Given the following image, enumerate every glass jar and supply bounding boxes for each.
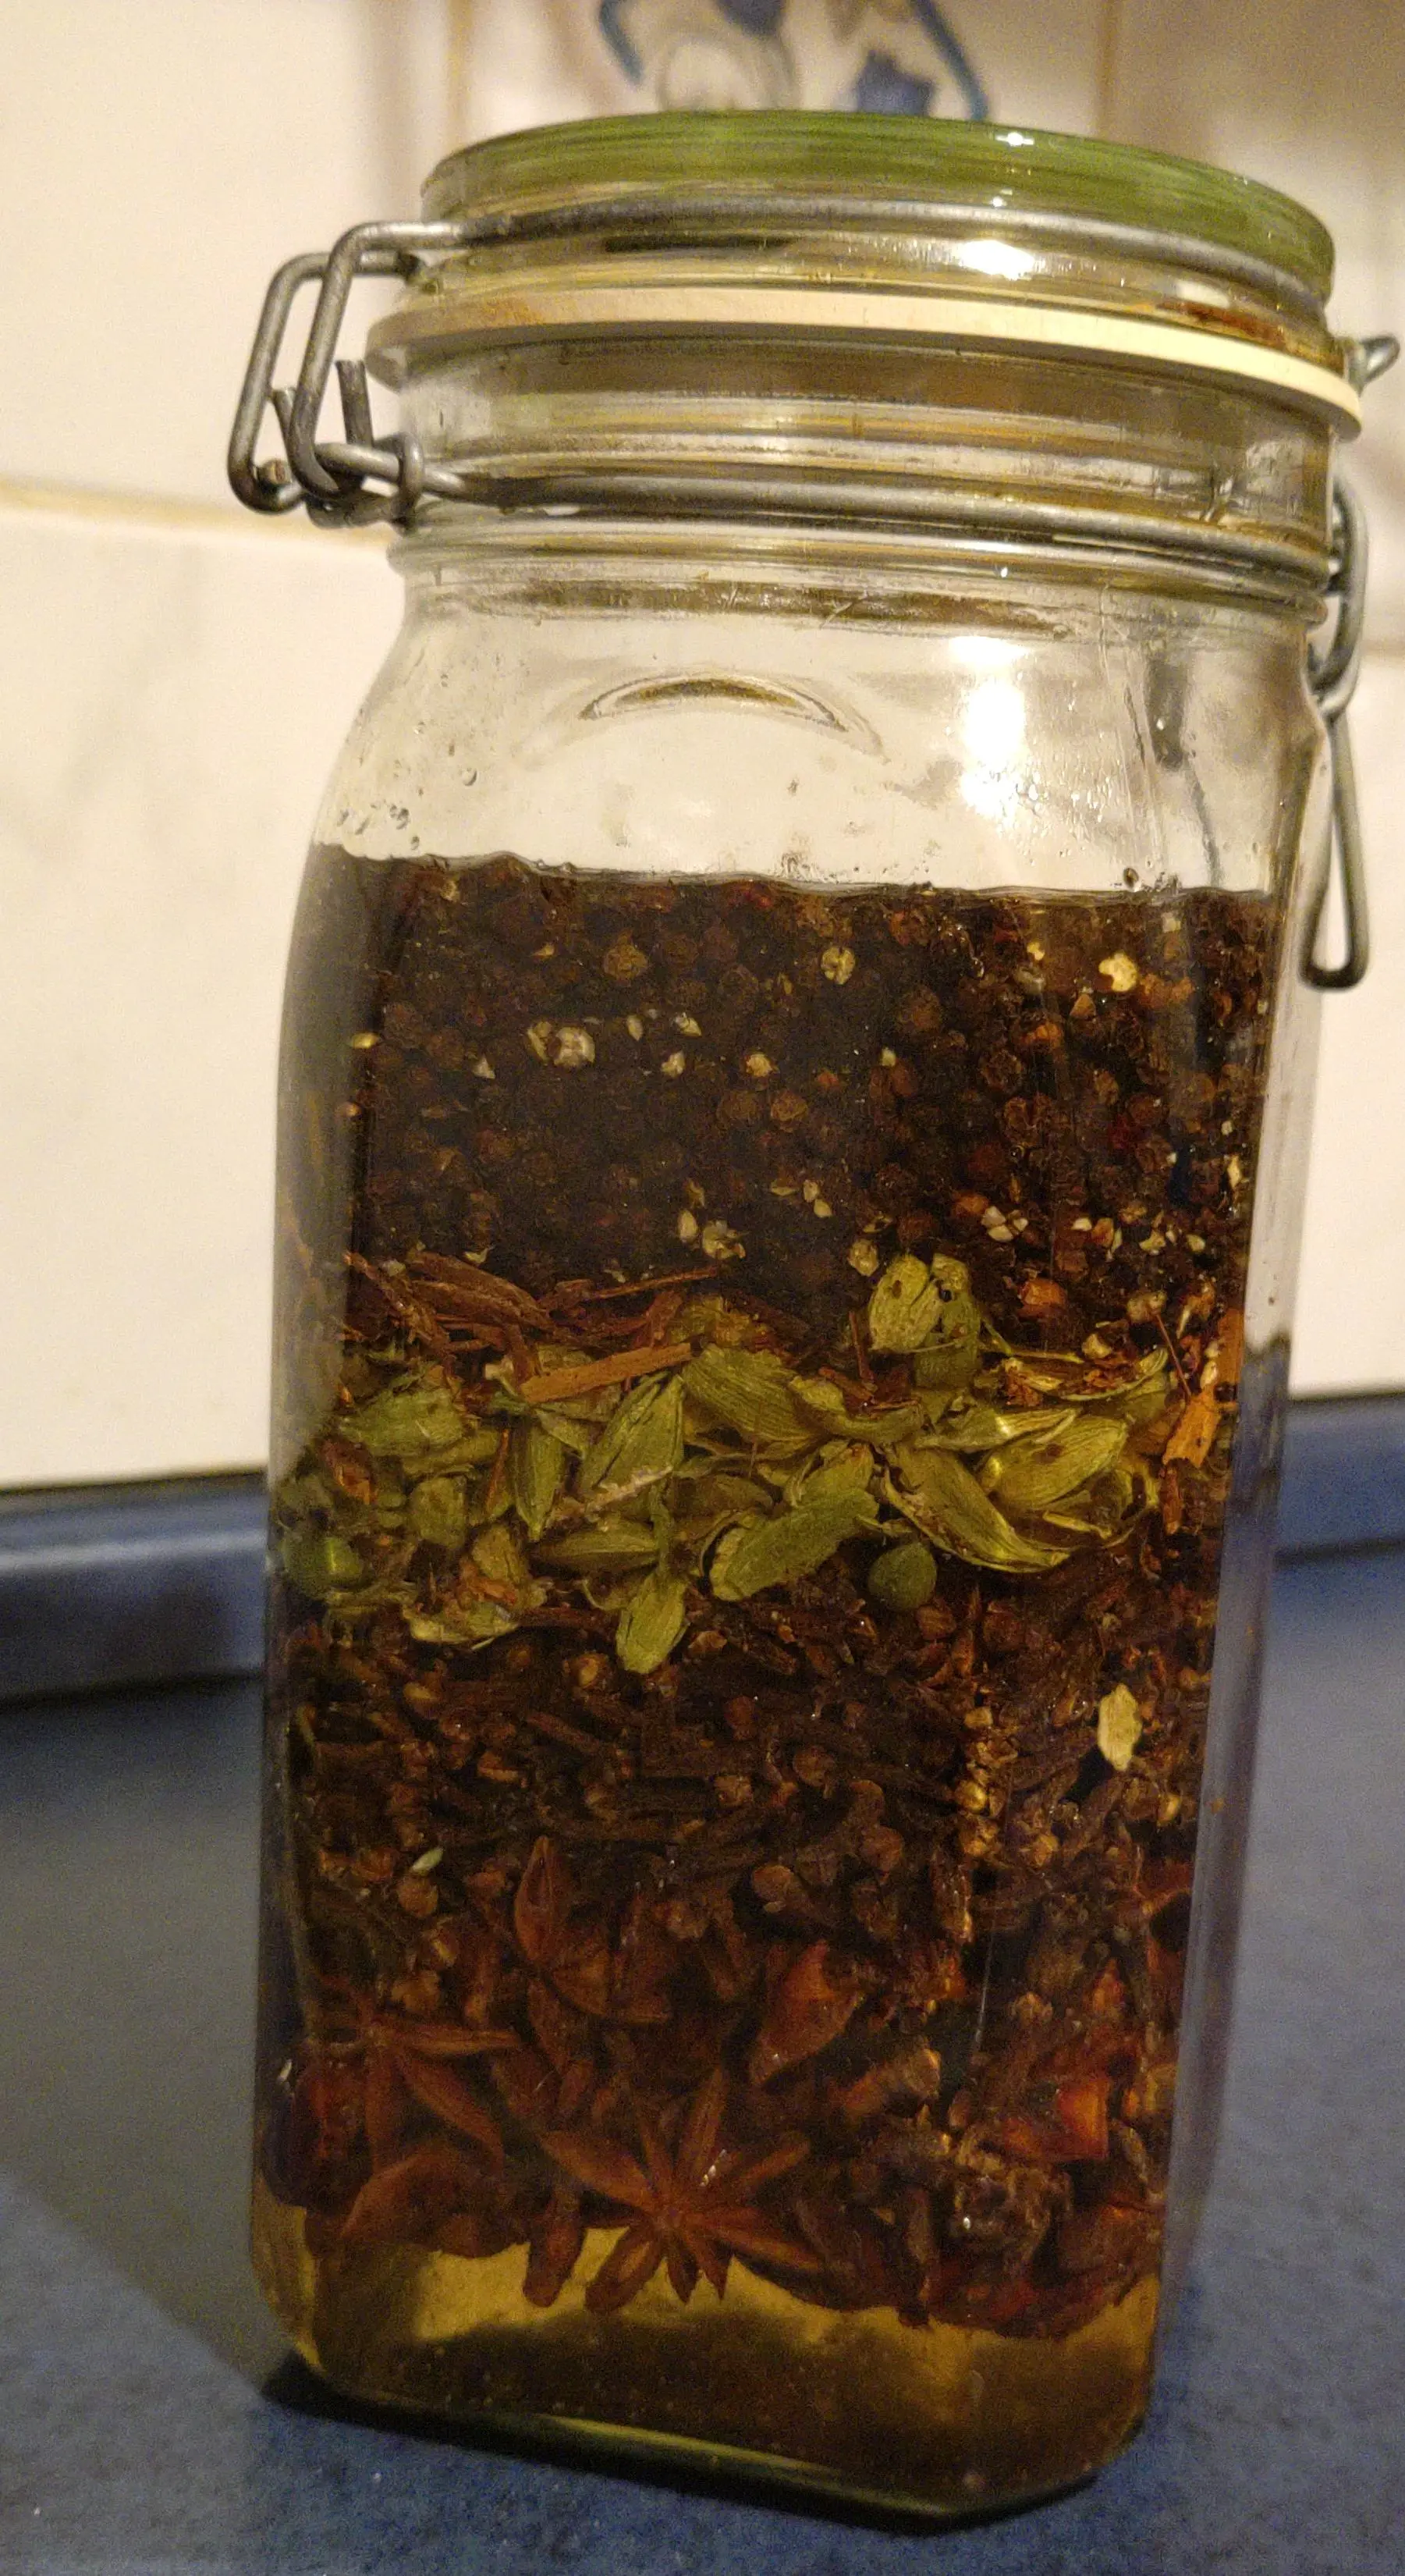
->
[232,115,1387,2517]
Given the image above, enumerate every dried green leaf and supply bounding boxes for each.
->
[981,1416,1127,1514]
[886,1446,1069,1573]
[511,1418,568,1539]
[914,1261,982,1391]
[616,1567,689,1675]
[1002,1348,1170,1409]
[579,1374,683,1498]
[1043,1462,1153,1542]
[867,1253,981,1387]
[923,1402,1074,1453]
[683,1345,820,1448]
[406,1597,516,1647]
[406,1474,471,1551]
[528,1407,598,1456]
[867,1255,946,1353]
[471,1520,537,1596]
[281,1530,367,1597]
[345,1376,466,1459]
[790,1379,928,1448]
[672,1471,775,1557]
[786,1443,878,1510]
[403,1427,502,1476]
[538,1520,662,1575]
[710,1493,879,1601]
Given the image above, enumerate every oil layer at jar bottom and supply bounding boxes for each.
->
[254,2175,1156,2514]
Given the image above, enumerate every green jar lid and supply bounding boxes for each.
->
[423,110,1335,307]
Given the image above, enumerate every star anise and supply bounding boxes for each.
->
[543,2069,819,2311]
[314,1978,515,2169]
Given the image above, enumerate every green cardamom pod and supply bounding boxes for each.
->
[683,1345,820,1448]
[511,1418,568,1539]
[867,1540,938,1612]
[886,1448,1069,1573]
[280,1530,366,1597]
[867,1255,947,1353]
[579,1374,684,1497]
[616,1566,689,1675]
[710,1493,878,1601]
[538,1520,662,1574]
[344,1375,466,1459]
[406,1474,470,1552]
[980,1416,1127,1513]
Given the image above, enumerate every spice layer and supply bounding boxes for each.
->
[261,854,1274,2409]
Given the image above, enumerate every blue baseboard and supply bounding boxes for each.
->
[0,1476,265,1705]
[1,1397,1401,1706]
[1277,1395,1405,1558]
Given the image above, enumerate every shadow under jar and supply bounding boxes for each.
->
[233,114,1384,2517]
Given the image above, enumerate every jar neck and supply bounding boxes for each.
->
[394,332,1334,609]
[392,503,1325,630]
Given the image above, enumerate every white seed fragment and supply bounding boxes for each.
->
[409,1846,444,1875]
[1027,940,1045,961]
[674,1012,702,1036]
[1226,1155,1244,1189]
[684,1179,706,1209]
[744,1051,775,1079]
[626,1014,644,1040]
[802,1179,820,1203]
[660,1051,687,1078]
[553,1025,595,1069]
[676,1210,700,1245]
[987,1224,1014,1244]
[811,1198,833,1220]
[848,1238,881,1277]
[701,1219,744,1260]
[1098,951,1140,993]
[880,1046,898,1068]
[350,1030,379,1050]
[534,943,555,960]
[769,1180,797,1199]
[981,1206,1006,1232]
[1009,1213,1028,1233]
[1072,1216,1092,1231]
[821,944,856,985]
[1221,1119,1234,1136]
[525,1019,553,1062]
[1097,1685,1142,1772]
[470,1055,495,1081]
[1187,1233,1207,1252]
[1139,1231,1167,1252]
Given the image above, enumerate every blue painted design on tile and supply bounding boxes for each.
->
[907,0,989,119]
[717,0,786,32]
[850,50,936,117]
[598,0,644,83]
[597,0,990,119]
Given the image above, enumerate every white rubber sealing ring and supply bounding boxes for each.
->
[379,279,1360,428]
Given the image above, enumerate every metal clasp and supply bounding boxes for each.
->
[227,221,476,528]
[1304,333,1400,992]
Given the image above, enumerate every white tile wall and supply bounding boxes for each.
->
[0,0,1400,1491]
[0,496,399,1483]
[0,0,454,507]
[1293,652,1405,1392]
[1104,0,1405,650]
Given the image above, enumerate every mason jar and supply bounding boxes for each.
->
[232,114,1387,2517]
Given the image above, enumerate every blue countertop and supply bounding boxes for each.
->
[2,1549,1403,2575]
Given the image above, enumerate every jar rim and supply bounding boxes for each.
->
[422,111,1335,307]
